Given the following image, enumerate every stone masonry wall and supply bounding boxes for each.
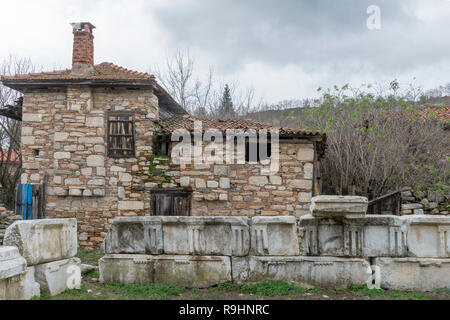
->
[146,141,317,218]
[20,85,158,248]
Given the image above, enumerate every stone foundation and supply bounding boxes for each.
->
[99,203,450,290]
[99,254,231,288]
[232,256,369,289]
[375,257,450,291]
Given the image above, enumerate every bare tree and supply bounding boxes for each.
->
[299,82,450,198]
[151,50,265,118]
[151,49,196,113]
[0,55,34,208]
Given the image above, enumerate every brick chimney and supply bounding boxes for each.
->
[70,22,95,76]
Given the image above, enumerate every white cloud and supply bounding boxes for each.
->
[1,0,449,103]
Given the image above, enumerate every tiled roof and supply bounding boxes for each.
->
[159,115,327,157]
[1,62,154,83]
[1,149,19,164]
[416,106,450,121]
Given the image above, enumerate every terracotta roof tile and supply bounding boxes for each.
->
[1,62,154,82]
[416,106,450,121]
[159,115,327,157]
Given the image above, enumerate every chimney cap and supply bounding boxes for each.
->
[70,22,96,32]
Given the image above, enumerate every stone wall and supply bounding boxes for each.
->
[98,200,450,291]
[146,141,317,218]
[20,85,158,248]
[400,188,449,216]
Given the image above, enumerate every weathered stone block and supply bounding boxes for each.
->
[4,218,78,266]
[35,257,81,295]
[54,152,71,160]
[287,179,311,189]
[296,147,314,161]
[214,165,229,176]
[249,176,268,186]
[68,189,82,196]
[0,267,40,300]
[86,155,104,167]
[207,180,219,188]
[21,136,35,145]
[102,216,164,254]
[54,132,69,142]
[118,172,132,182]
[232,256,368,289]
[375,257,450,291]
[405,216,450,258]
[0,246,26,280]
[298,192,311,203]
[310,195,368,218]
[402,203,423,210]
[99,254,231,288]
[300,215,407,257]
[195,178,206,188]
[118,201,144,210]
[269,175,282,185]
[180,176,190,187]
[23,113,42,122]
[219,177,230,189]
[162,216,250,256]
[85,117,103,127]
[250,216,299,256]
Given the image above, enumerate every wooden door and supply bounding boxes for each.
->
[150,189,192,216]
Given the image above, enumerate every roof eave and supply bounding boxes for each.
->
[1,79,155,91]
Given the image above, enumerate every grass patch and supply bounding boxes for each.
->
[214,281,241,292]
[345,284,430,300]
[101,282,185,300]
[240,280,307,297]
[345,284,386,298]
[76,249,104,265]
[84,269,100,278]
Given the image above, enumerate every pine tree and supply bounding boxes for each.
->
[218,84,236,118]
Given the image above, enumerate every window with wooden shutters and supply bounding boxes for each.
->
[107,112,135,158]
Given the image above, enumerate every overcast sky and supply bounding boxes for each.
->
[1,0,449,102]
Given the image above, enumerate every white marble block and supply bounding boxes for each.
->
[300,215,407,257]
[99,254,231,288]
[34,257,81,295]
[4,218,78,266]
[405,216,450,258]
[310,195,368,218]
[0,265,39,300]
[249,216,299,256]
[162,216,250,256]
[232,256,369,289]
[0,246,27,280]
[376,257,450,291]
[102,216,163,254]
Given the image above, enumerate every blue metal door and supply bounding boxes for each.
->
[16,184,41,220]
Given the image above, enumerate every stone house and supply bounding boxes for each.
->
[1,22,326,248]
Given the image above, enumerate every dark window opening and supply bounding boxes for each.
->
[107,112,135,158]
[153,136,170,156]
[245,142,272,162]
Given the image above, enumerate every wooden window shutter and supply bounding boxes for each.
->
[107,112,136,158]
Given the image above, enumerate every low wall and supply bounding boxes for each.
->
[99,196,450,290]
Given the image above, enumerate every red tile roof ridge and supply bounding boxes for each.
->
[102,62,154,79]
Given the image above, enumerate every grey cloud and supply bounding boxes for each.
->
[151,0,449,77]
